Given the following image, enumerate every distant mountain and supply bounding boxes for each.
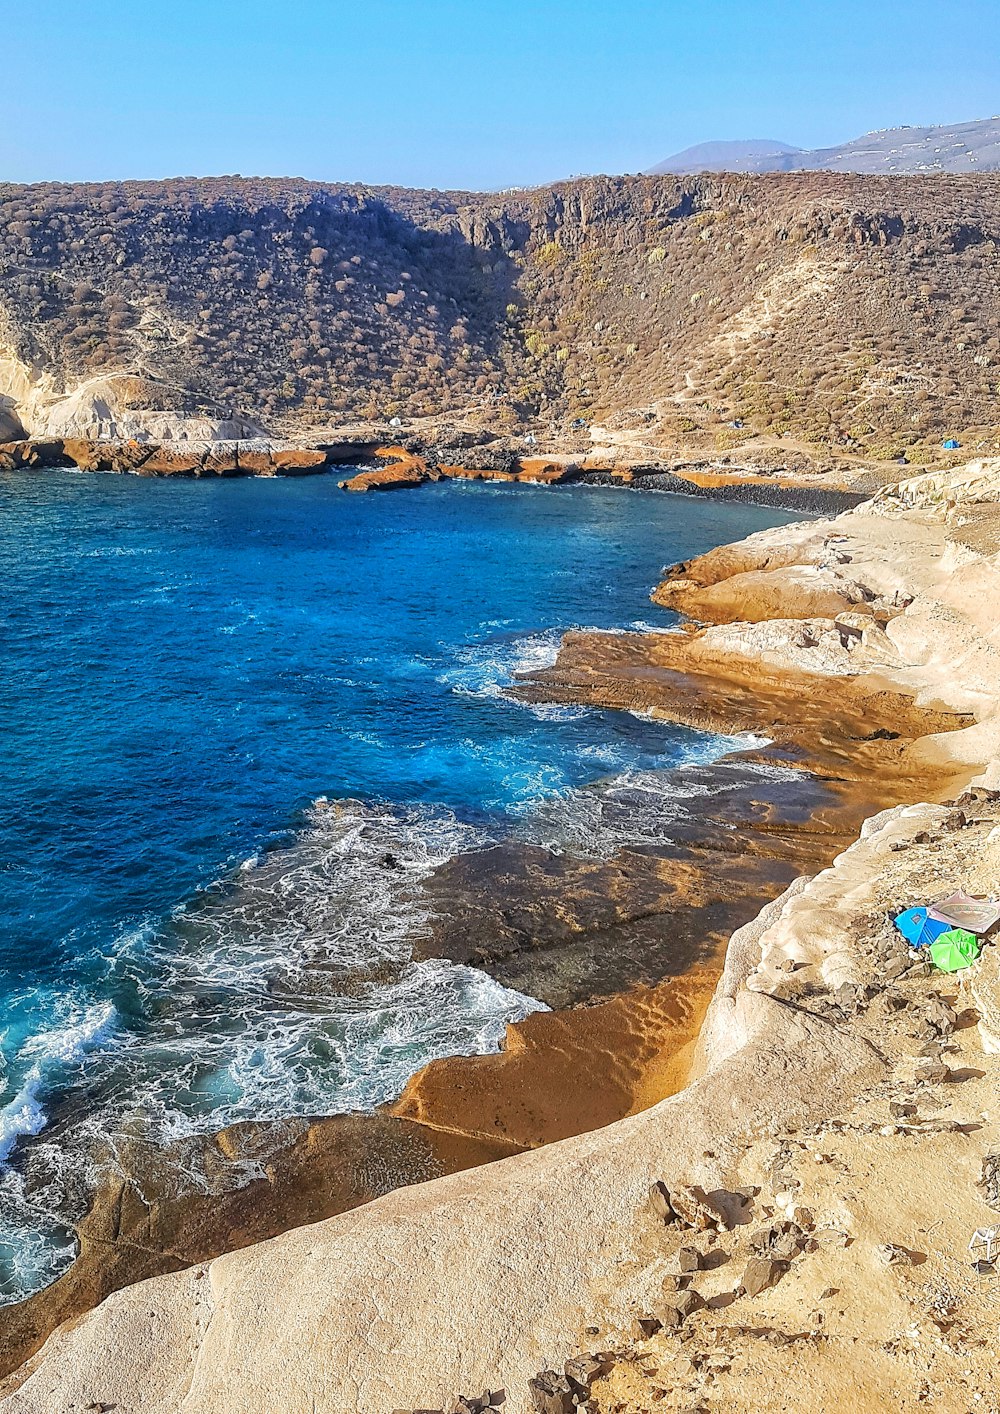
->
[648,139,801,175]
[649,116,1000,175]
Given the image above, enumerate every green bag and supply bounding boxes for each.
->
[928,927,980,973]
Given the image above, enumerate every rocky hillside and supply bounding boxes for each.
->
[2,172,1000,461]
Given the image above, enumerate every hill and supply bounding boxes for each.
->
[2,171,1000,462]
[648,139,800,175]
[649,115,1000,175]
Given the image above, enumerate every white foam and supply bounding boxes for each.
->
[42,802,540,1144]
[0,1002,117,1165]
[523,702,591,723]
[518,730,784,858]
[0,1160,78,1303]
[438,627,570,702]
[83,546,154,558]
[0,1094,46,1167]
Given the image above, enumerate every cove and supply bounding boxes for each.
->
[0,471,795,1301]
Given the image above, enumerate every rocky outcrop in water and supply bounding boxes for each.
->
[336,446,582,491]
[0,438,329,476]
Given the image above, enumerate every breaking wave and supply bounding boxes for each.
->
[438,626,570,703]
[0,1001,117,1165]
[0,802,543,1304]
[519,735,778,857]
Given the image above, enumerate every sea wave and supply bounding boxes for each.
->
[0,1001,117,1166]
[518,733,784,857]
[0,801,544,1304]
[83,546,154,558]
[438,626,568,702]
[89,801,539,1132]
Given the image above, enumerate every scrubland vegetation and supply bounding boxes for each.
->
[1,172,999,457]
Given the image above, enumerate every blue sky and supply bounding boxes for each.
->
[6,0,1000,189]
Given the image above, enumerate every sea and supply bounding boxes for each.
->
[0,469,795,1302]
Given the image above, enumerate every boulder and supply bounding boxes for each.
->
[676,1245,702,1272]
[669,1184,751,1231]
[339,459,428,493]
[527,1370,575,1414]
[654,1288,706,1327]
[0,401,25,442]
[272,448,328,474]
[748,1220,805,1261]
[921,997,957,1037]
[649,1180,675,1223]
[741,1257,786,1297]
[564,1355,608,1394]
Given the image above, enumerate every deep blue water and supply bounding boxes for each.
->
[0,470,794,1299]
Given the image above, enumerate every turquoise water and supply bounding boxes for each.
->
[0,470,794,1300]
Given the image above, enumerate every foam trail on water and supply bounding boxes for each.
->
[519,734,789,857]
[0,803,547,1304]
[95,800,539,1130]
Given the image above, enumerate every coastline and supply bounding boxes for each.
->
[4,457,1000,1409]
[0,737,866,1378]
[0,432,886,518]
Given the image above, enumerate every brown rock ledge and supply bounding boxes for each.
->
[513,627,971,795]
[0,438,331,477]
[336,444,582,490]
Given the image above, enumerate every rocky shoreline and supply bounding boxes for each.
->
[0,745,880,1381]
[4,458,1000,1411]
[0,432,883,517]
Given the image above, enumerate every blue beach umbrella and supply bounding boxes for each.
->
[894,906,952,948]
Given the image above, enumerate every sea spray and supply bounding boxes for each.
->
[0,803,545,1304]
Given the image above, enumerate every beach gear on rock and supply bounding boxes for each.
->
[969,1226,1000,1264]
[894,906,952,948]
[928,928,980,973]
[928,891,1000,936]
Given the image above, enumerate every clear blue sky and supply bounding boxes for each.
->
[6,0,1000,189]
